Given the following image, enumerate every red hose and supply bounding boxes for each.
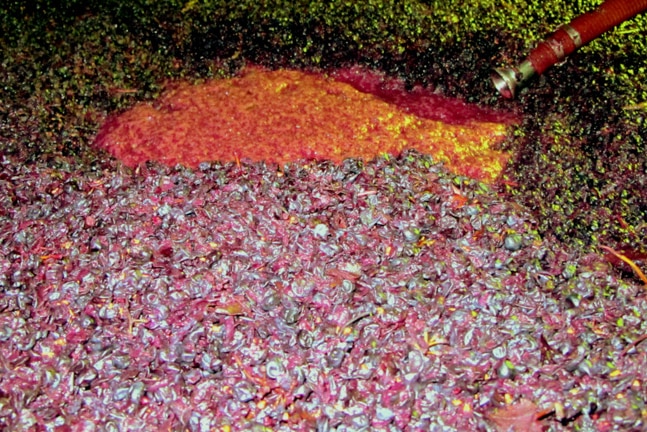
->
[529,0,647,75]
[492,0,647,98]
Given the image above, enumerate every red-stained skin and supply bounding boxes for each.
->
[95,66,515,183]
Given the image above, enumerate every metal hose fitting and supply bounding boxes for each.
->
[493,0,647,98]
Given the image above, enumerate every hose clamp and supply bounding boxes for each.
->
[561,24,583,48]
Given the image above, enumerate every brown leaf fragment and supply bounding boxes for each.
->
[487,399,543,432]
[326,267,361,283]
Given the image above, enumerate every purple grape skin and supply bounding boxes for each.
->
[0,151,645,430]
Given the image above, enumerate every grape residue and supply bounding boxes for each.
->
[95,67,514,182]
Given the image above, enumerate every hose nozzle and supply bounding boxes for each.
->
[491,60,536,99]
[492,0,647,98]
